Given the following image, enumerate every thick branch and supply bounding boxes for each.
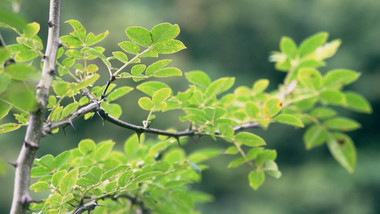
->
[10,1,61,213]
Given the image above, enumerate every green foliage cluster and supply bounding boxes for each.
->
[29,135,217,213]
[0,17,372,213]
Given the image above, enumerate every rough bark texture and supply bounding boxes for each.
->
[10,0,61,213]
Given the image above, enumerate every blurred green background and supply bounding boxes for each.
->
[1,0,380,213]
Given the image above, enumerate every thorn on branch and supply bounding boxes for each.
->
[136,131,143,143]
[48,69,56,76]
[9,162,18,168]
[174,136,181,147]
[47,20,54,28]
[24,140,39,150]
[68,120,76,131]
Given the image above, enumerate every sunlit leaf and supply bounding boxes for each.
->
[152,40,186,54]
[126,26,152,47]
[248,170,265,190]
[327,132,356,173]
[273,113,304,127]
[185,70,211,88]
[323,117,360,131]
[304,125,328,150]
[344,91,372,113]
[235,132,266,147]
[151,23,180,43]
[298,32,328,57]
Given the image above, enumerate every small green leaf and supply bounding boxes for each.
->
[30,166,51,177]
[61,103,79,119]
[252,79,269,94]
[323,69,360,88]
[34,154,54,169]
[86,64,98,73]
[280,36,297,58]
[152,67,182,77]
[235,132,266,147]
[8,89,36,112]
[59,168,78,195]
[188,148,221,163]
[112,51,129,63]
[185,70,211,88]
[152,88,171,105]
[132,171,163,184]
[246,147,264,160]
[75,73,100,90]
[248,170,265,190]
[65,19,86,40]
[30,181,50,192]
[0,123,21,134]
[126,26,152,47]
[263,161,282,178]
[256,150,277,167]
[100,103,122,118]
[23,22,40,37]
[170,190,194,211]
[53,151,70,169]
[51,170,67,187]
[273,114,304,127]
[65,49,83,59]
[310,107,336,119]
[118,41,140,54]
[4,64,39,80]
[327,132,356,173]
[15,50,39,62]
[102,165,129,181]
[263,97,282,118]
[124,134,143,156]
[138,97,153,110]
[45,193,62,206]
[224,146,239,155]
[131,64,146,75]
[344,91,372,113]
[107,86,133,102]
[82,166,102,182]
[145,59,172,76]
[152,40,186,54]
[323,117,361,131]
[148,141,171,157]
[206,77,235,98]
[0,103,12,120]
[118,171,133,187]
[298,32,328,57]
[136,81,170,96]
[151,23,180,43]
[94,140,115,160]
[78,139,96,154]
[298,68,322,90]
[319,89,346,106]
[304,125,328,150]
[60,35,82,48]
[85,30,109,46]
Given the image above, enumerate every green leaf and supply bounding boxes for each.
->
[152,88,172,105]
[8,89,36,112]
[23,22,40,37]
[102,165,129,181]
[86,64,98,73]
[263,161,282,178]
[61,103,79,119]
[319,89,346,106]
[303,125,328,150]
[327,132,356,173]
[15,50,39,62]
[45,193,62,206]
[94,140,115,160]
[78,139,96,154]
[344,91,372,113]
[188,148,221,163]
[170,190,194,211]
[66,19,86,41]
[30,181,50,192]
[125,26,152,47]
[131,64,146,75]
[298,32,328,57]
[252,79,269,94]
[107,86,133,102]
[82,166,102,182]
[206,77,235,98]
[51,170,67,187]
[256,150,277,167]
[59,169,78,195]
[137,81,170,96]
[60,35,82,48]
[34,154,54,169]
[118,41,140,54]
[323,117,360,131]
[298,68,322,90]
[112,51,128,63]
[273,114,304,127]
[138,97,153,110]
[132,171,163,184]
[246,147,264,160]
[124,134,142,156]
[235,132,266,147]
[152,40,186,54]
[145,59,172,76]
[310,107,336,119]
[85,30,109,46]
[185,70,211,88]
[248,170,265,190]
[53,151,70,169]
[75,73,100,90]
[118,171,133,187]
[4,64,39,80]
[323,69,360,88]
[0,104,12,120]
[148,141,171,157]
[30,166,51,177]
[224,146,239,155]
[0,74,11,94]
[65,49,83,59]
[151,23,180,43]
[100,103,122,118]
[280,36,297,58]
[152,67,182,77]
[263,97,282,118]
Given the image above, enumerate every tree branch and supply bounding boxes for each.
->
[10,1,61,213]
